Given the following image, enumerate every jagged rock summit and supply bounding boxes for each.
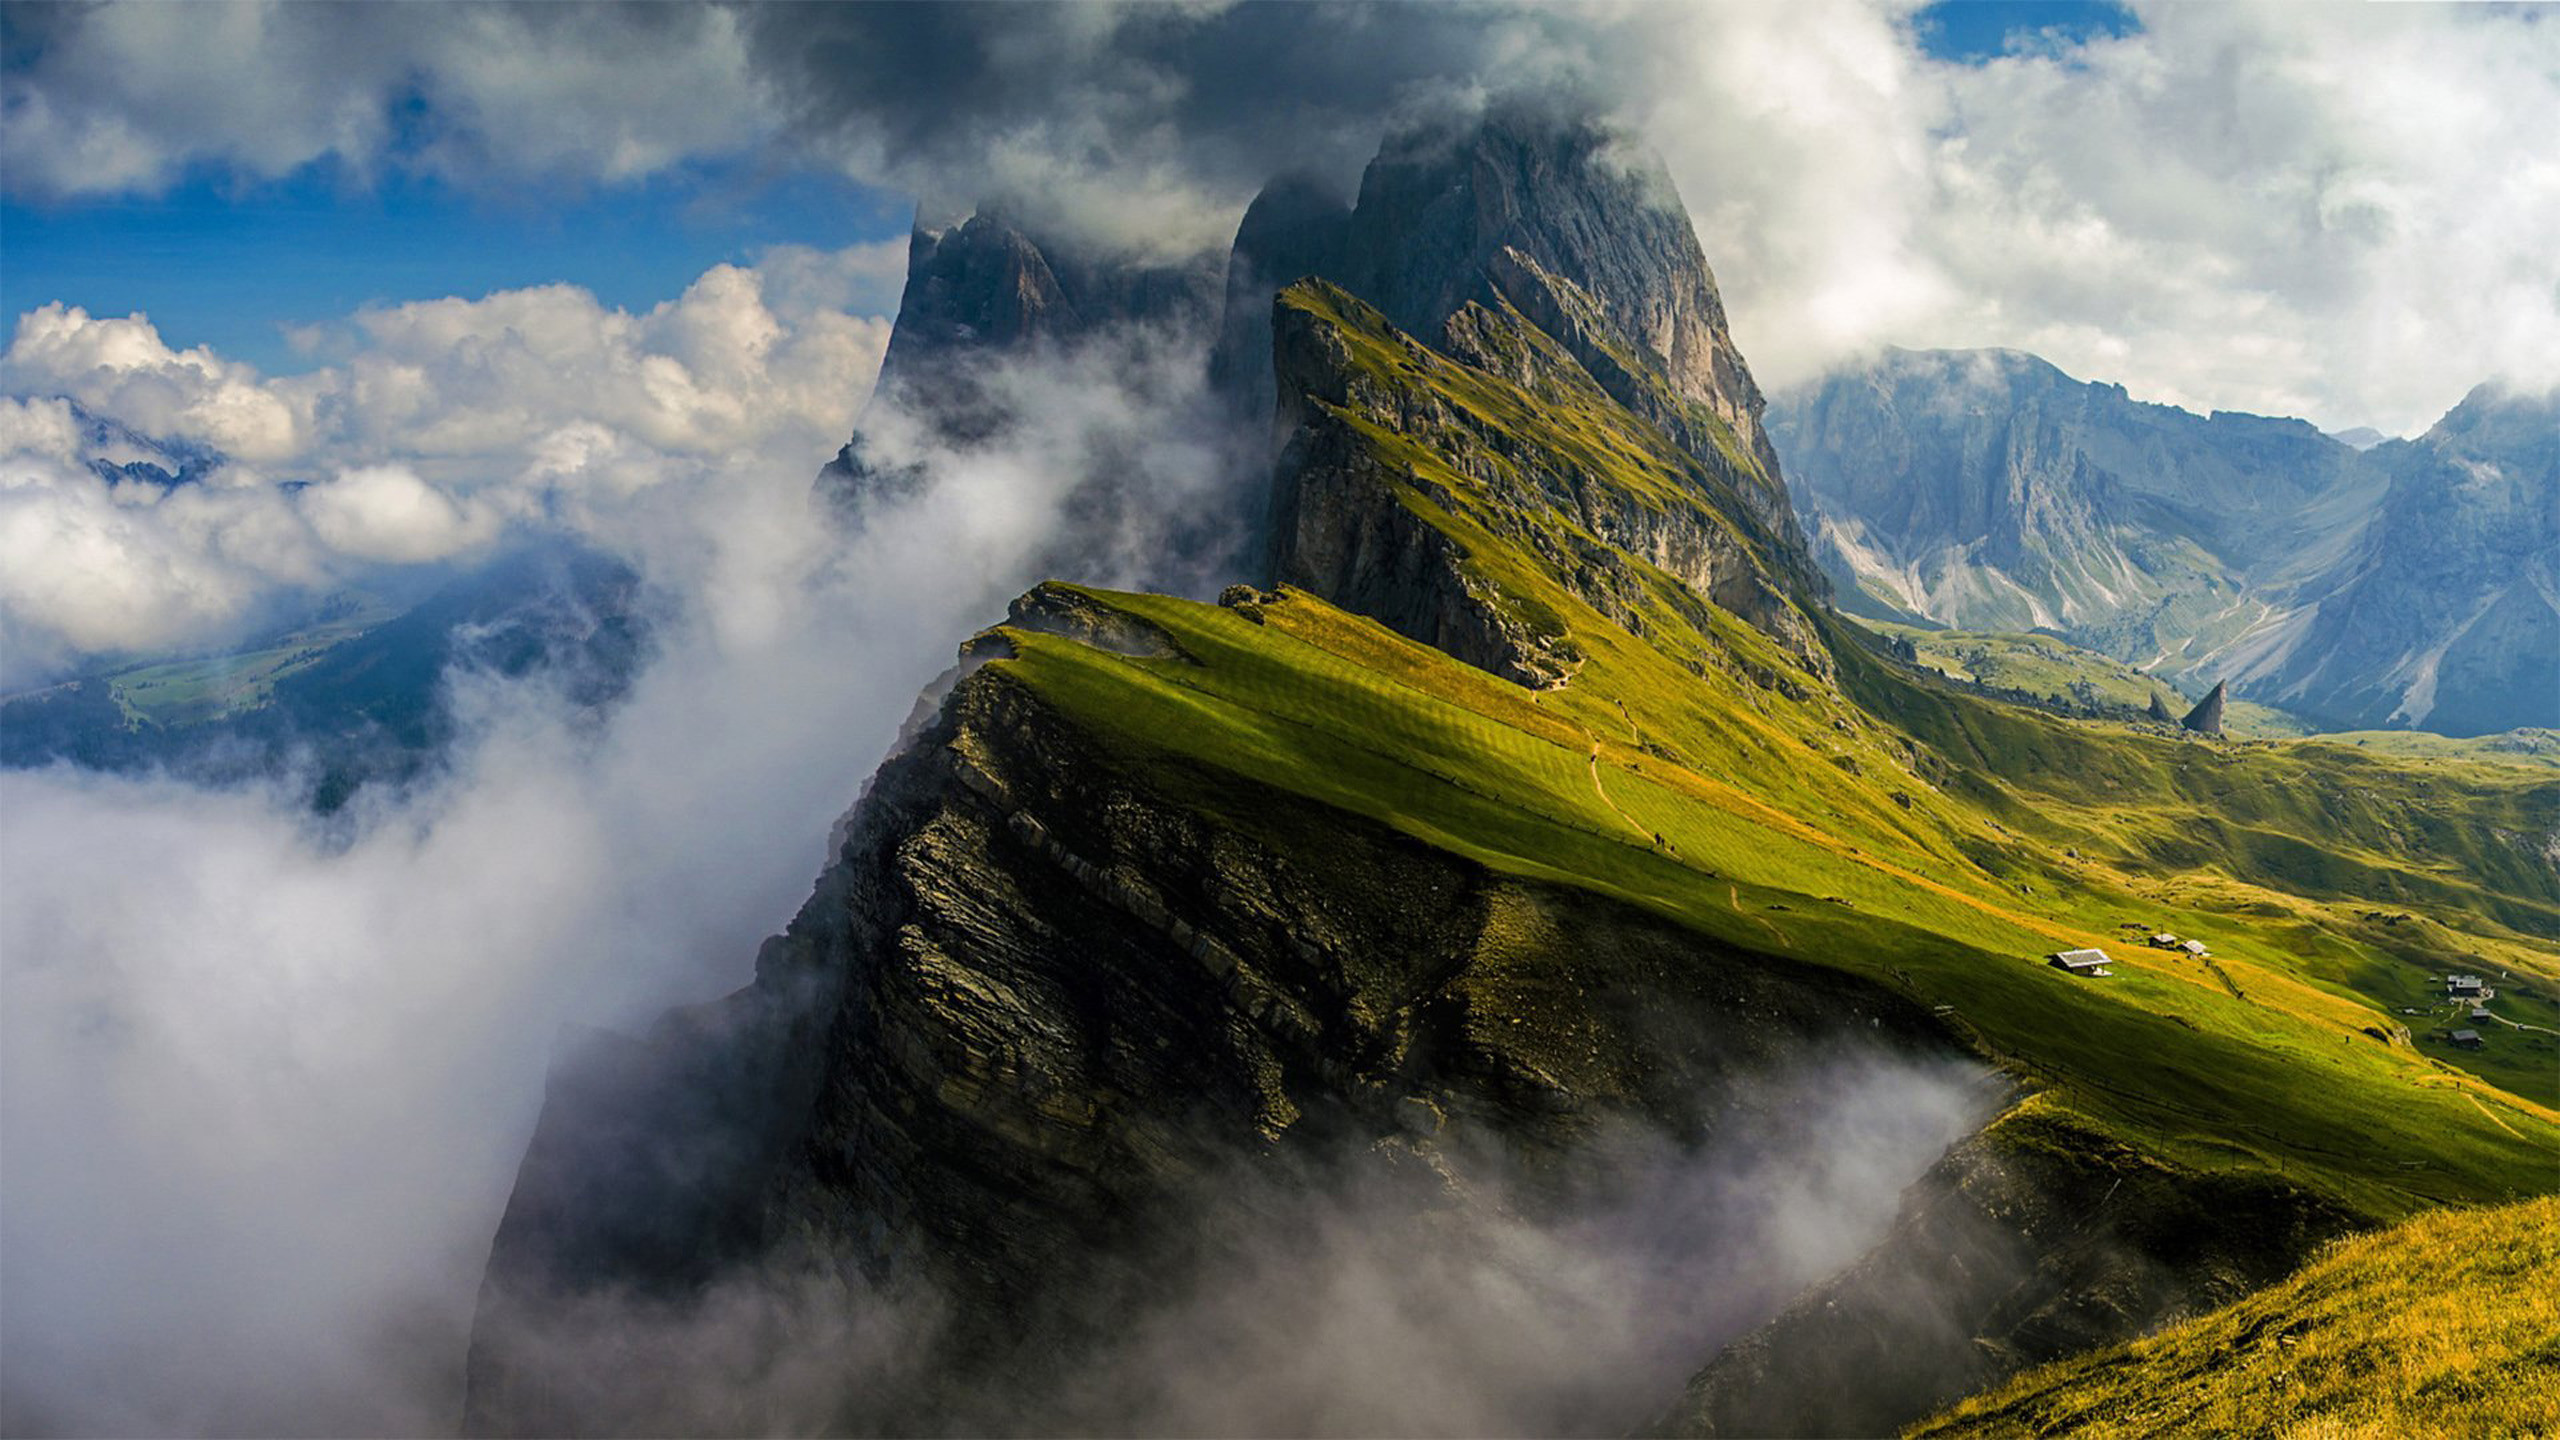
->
[1207,172,1355,424]
[2181,680,2228,735]
[819,205,1224,487]
[471,105,1857,1433]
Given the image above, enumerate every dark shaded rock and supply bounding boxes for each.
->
[1340,102,1779,486]
[819,208,1224,493]
[1207,173,1354,429]
[465,628,1958,1434]
[2181,680,2227,735]
[1651,1103,2355,1438]
[2147,692,2177,724]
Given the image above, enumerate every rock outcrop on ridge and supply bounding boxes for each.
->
[464,587,1956,1435]
[2181,680,2228,736]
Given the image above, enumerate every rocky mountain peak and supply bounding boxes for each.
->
[1338,102,1776,471]
[1208,173,1354,424]
[819,204,1227,509]
[871,207,1224,408]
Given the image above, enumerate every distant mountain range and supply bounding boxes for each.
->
[1771,350,2556,735]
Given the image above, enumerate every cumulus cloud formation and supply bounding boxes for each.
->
[19,0,2546,430]
[0,0,773,195]
[4,304,309,460]
[0,244,897,674]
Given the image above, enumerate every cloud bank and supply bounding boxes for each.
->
[0,274,1260,1435]
[0,242,898,677]
[15,0,2549,431]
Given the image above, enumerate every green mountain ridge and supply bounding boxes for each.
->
[466,112,2560,1436]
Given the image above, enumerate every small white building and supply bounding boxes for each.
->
[2048,948,2113,977]
[2181,938,2209,957]
[2448,975,2485,997]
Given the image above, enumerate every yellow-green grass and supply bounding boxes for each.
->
[1863,620,2193,719]
[970,279,2558,1225]
[1910,1194,2560,1438]
[986,583,2557,1221]
[52,607,393,729]
[1294,280,2559,1098]
[101,635,347,727]
[2299,729,2560,773]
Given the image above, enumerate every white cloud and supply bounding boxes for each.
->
[298,464,501,565]
[0,1,774,197]
[4,305,309,461]
[0,284,1256,1432]
[0,245,898,672]
[9,2,2550,431]
[1624,0,2560,434]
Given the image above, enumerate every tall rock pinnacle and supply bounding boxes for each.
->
[2181,680,2228,736]
[1338,103,1781,487]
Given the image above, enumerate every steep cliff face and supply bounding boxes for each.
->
[1342,106,1781,491]
[1207,173,1354,427]
[820,208,1225,498]
[465,586,1963,1434]
[868,209,1223,409]
[1264,279,1825,690]
[2224,385,2560,736]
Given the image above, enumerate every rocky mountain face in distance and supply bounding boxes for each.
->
[464,102,2560,1440]
[1771,350,2554,735]
[1769,348,2380,672]
[2221,384,2558,736]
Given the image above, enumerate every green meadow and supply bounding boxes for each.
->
[965,280,2556,1229]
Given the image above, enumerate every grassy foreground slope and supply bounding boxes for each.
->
[1910,1195,2560,1438]
[967,280,2558,1225]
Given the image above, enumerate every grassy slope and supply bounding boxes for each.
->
[1864,619,2560,765]
[964,279,2557,1228]
[1909,1195,2560,1438]
[1864,619,2318,738]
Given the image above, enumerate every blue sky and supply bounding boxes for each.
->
[1913,0,2139,63]
[2,1,2143,376]
[2,0,2548,438]
[1,160,910,376]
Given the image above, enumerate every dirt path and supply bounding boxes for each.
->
[1583,731,1656,843]
[1728,881,1791,949]
[2466,1094,2528,1140]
